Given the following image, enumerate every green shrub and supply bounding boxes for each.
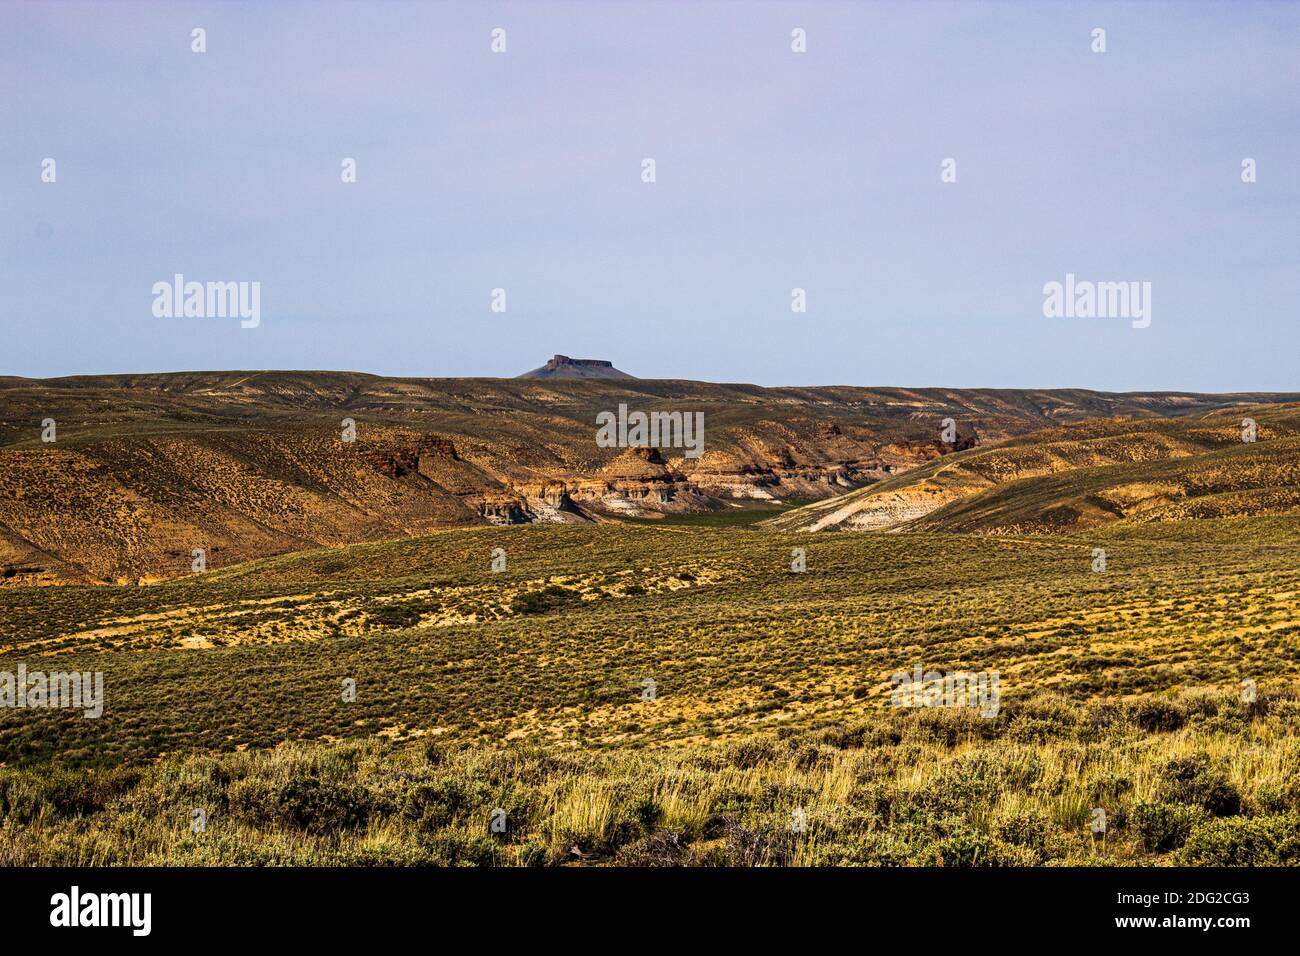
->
[228,775,370,834]
[1005,696,1078,741]
[1132,801,1204,853]
[1179,814,1300,866]
[366,603,425,628]
[801,831,913,866]
[511,585,580,615]
[399,777,482,830]
[925,828,1032,867]
[418,830,503,866]
[1158,753,1240,816]
[724,737,780,769]
[0,766,141,823]
[997,808,1049,851]
[1132,699,1186,733]
[627,795,663,829]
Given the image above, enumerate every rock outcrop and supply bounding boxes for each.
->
[518,355,635,379]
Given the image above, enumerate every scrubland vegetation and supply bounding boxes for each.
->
[3,689,1298,866]
[2,515,1299,865]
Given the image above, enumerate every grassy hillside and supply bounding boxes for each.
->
[3,518,1298,767]
[763,404,1300,534]
[2,510,1298,865]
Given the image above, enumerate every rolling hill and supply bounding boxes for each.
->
[762,403,1300,534]
[2,369,1296,583]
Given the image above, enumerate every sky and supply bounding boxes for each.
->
[1,1,1297,390]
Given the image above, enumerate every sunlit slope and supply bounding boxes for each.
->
[763,405,1300,534]
[4,372,1295,583]
[2,516,1299,765]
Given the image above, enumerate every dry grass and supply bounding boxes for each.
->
[3,689,1299,866]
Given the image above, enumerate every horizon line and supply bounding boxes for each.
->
[2,367,1298,399]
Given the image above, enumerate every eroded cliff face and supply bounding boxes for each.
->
[0,424,926,583]
[448,429,973,526]
[440,438,941,526]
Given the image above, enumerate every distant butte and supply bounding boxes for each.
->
[518,355,636,379]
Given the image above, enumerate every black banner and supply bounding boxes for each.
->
[0,866,1278,942]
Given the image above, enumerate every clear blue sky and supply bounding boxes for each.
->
[2,1,1296,390]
